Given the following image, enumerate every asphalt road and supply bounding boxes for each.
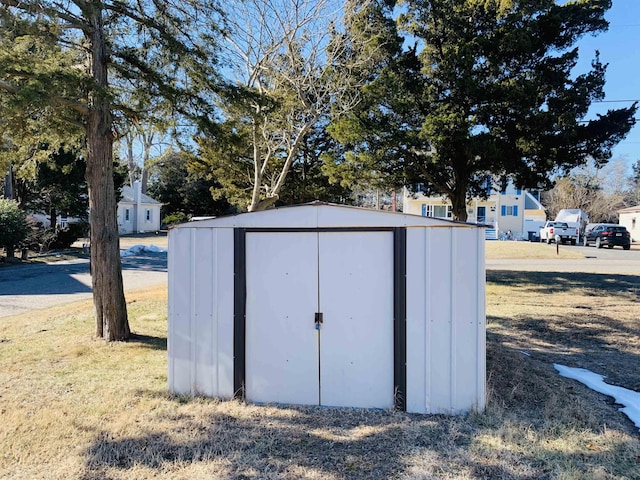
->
[1,241,638,318]
[487,243,640,275]
[0,251,167,318]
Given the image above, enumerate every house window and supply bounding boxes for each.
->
[146,209,151,222]
[500,205,518,217]
[422,204,452,219]
[125,208,130,222]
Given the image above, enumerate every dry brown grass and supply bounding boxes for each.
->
[1,276,640,479]
[485,240,584,259]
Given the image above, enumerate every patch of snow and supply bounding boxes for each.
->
[143,244,166,253]
[120,244,167,257]
[554,364,640,432]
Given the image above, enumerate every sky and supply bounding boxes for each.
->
[576,0,640,167]
[555,364,640,432]
[128,0,640,175]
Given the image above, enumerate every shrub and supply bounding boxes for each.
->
[0,199,29,258]
[36,221,89,252]
[163,212,188,226]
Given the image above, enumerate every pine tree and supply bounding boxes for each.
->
[0,0,223,340]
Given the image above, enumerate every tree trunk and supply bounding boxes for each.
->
[140,131,154,194]
[3,164,13,200]
[449,189,469,222]
[50,205,57,230]
[126,134,136,188]
[86,5,130,341]
[141,168,148,194]
[249,196,278,212]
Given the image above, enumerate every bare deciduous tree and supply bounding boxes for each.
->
[543,168,626,224]
[212,0,380,211]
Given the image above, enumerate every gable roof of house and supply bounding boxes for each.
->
[618,205,640,214]
[119,185,161,205]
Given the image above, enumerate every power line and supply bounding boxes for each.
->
[591,100,639,103]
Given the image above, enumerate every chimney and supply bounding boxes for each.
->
[133,180,141,203]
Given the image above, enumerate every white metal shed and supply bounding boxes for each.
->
[168,203,486,414]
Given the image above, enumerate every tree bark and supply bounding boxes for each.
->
[50,205,57,230]
[449,181,469,222]
[450,194,468,222]
[86,5,130,341]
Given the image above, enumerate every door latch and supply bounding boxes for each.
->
[314,312,323,330]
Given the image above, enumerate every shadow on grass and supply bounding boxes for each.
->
[0,260,92,296]
[128,333,167,351]
[81,406,416,479]
[120,252,167,273]
[80,380,640,480]
[81,341,640,480]
[77,270,640,478]
[487,270,640,299]
[487,270,640,389]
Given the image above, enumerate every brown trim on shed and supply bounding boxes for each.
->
[233,228,246,398]
[233,226,407,411]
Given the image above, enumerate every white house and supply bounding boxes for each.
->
[28,212,81,229]
[117,181,162,234]
[168,202,486,414]
[619,205,640,242]
[403,183,546,240]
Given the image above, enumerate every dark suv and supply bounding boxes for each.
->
[583,224,631,250]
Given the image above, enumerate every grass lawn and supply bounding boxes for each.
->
[485,240,585,259]
[1,267,640,477]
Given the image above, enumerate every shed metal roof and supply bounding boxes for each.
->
[173,202,480,229]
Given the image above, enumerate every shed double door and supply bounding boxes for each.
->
[245,231,394,409]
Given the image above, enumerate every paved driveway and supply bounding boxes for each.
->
[0,251,167,318]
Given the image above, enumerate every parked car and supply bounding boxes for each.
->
[540,221,579,245]
[583,224,631,250]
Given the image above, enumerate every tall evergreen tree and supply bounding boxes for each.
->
[0,0,223,340]
[146,149,235,219]
[25,148,87,229]
[331,0,637,220]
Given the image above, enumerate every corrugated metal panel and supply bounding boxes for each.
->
[193,229,215,395]
[476,228,487,411]
[428,227,454,413]
[168,227,194,394]
[216,229,235,398]
[405,227,486,414]
[168,227,235,398]
[452,228,480,412]
[405,228,428,414]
